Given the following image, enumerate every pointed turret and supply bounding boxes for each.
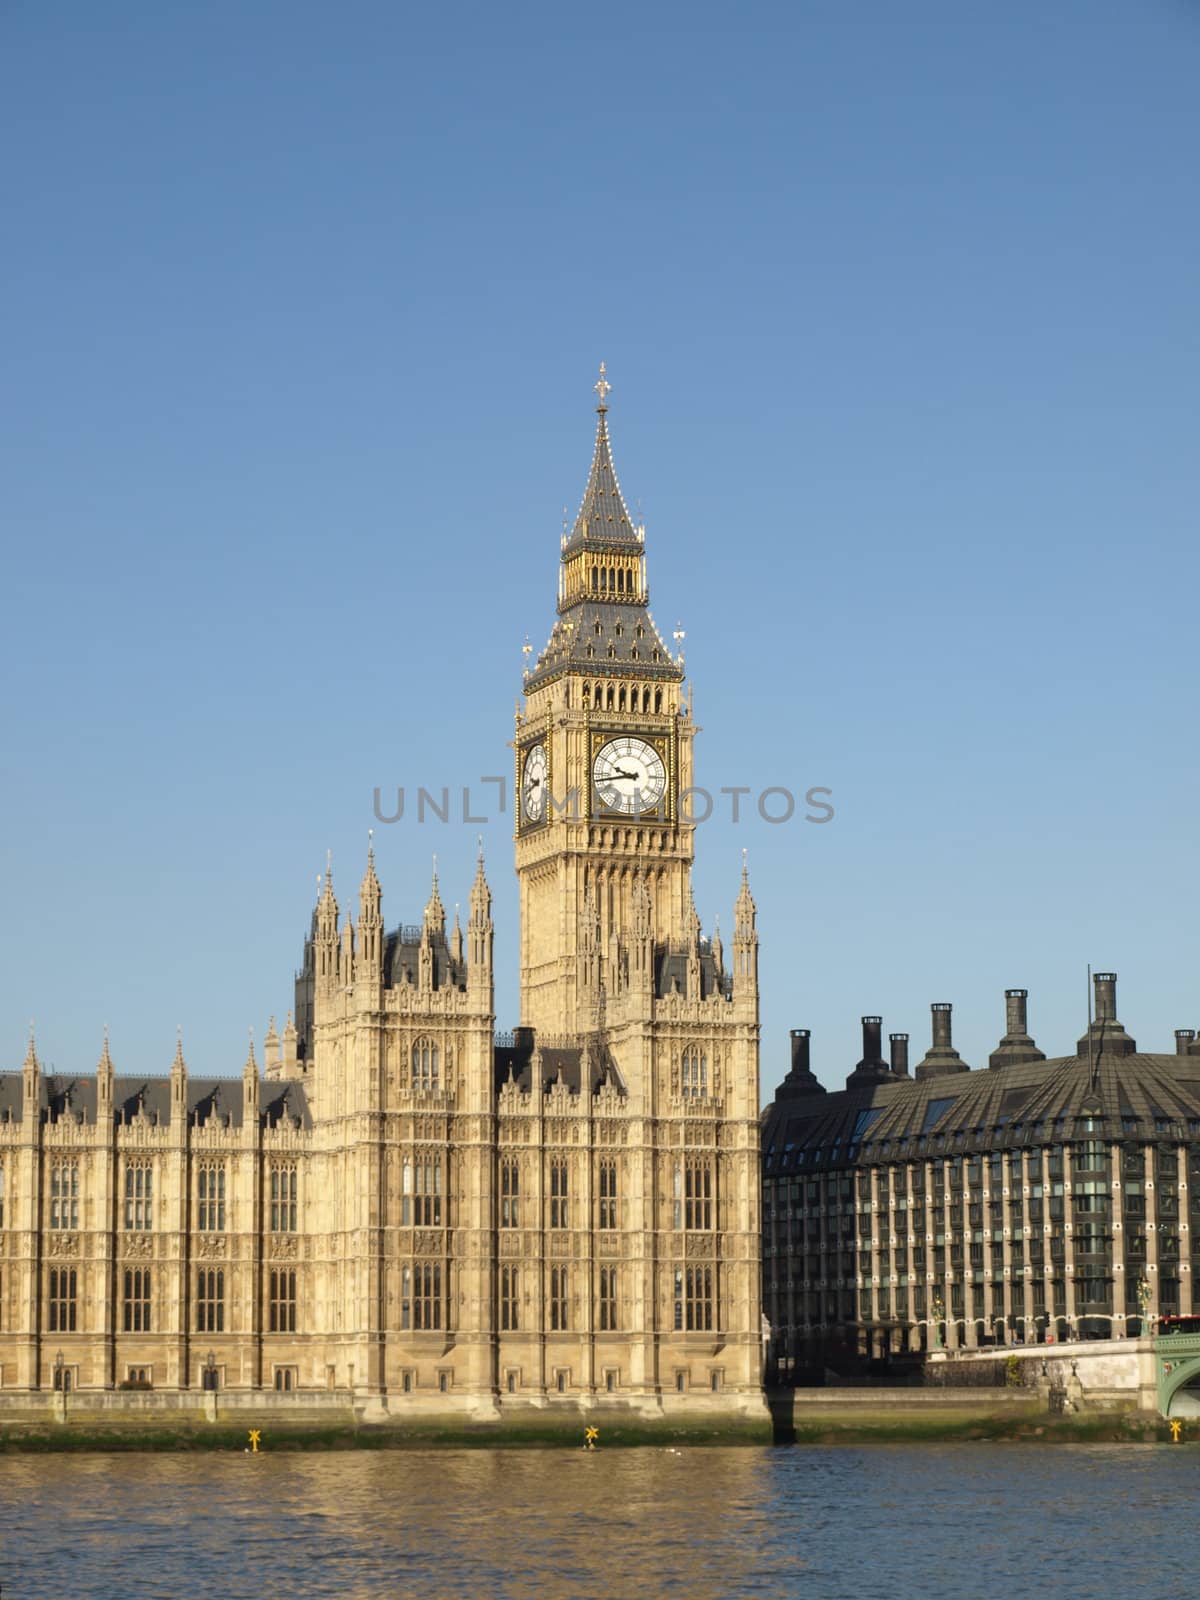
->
[733,857,758,996]
[264,1015,281,1075]
[243,1031,260,1120]
[97,1026,115,1123]
[282,1010,298,1074]
[358,837,383,982]
[315,854,339,995]
[339,913,355,987]
[169,1027,187,1120]
[468,844,494,988]
[711,915,724,982]
[22,1026,39,1118]
[451,905,463,966]
[423,858,446,938]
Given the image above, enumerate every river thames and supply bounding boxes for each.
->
[1,1444,1195,1599]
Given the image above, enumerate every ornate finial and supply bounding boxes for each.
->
[432,851,438,881]
[673,622,686,664]
[522,635,532,672]
[477,834,484,862]
[594,361,611,409]
[367,826,374,860]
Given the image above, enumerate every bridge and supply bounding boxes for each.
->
[1155,1327,1200,1418]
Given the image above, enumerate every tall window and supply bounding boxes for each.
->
[681,1047,708,1099]
[415,1264,441,1329]
[598,1266,618,1331]
[411,1037,439,1092]
[123,1268,151,1332]
[686,1266,714,1331]
[685,1162,713,1230]
[48,1267,77,1332]
[401,1154,443,1226]
[550,1266,569,1331]
[197,1268,225,1333]
[673,1268,684,1331]
[549,1159,569,1229]
[269,1269,296,1333]
[50,1163,79,1230]
[270,1164,297,1232]
[197,1165,226,1232]
[598,1159,618,1230]
[399,1264,442,1329]
[124,1162,153,1230]
[500,1159,520,1228]
[672,1166,683,1230]
[0,1161,5,1228]
[501,1266,519,1331]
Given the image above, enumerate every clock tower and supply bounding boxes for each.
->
[516,368,699,1039]
[506,371,765,1411]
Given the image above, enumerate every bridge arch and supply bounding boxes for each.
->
[1162,1355,1200,1417]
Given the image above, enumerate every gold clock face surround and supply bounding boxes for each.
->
[592,733,668,817]
[522,742,548,825]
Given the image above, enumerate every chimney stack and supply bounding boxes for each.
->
[1175,1029,1195,1057]
[1076,970,1136,1058]
[889,1033,909,1077]
[1094,972,1117,1022]
[777,1027,825,1100]
[915,1002,969,1080]
[847,1015,891,1088]
[989,987,1046,1070]
[790,1029,811,1076]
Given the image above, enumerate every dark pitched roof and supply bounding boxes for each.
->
[562,407,641,555]
[763,1048,1200,1174]
[0,1073,312,1131]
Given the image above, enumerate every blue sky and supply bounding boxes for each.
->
[2,1,1197,1095]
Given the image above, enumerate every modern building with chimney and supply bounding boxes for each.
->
[0,377,764,1420]
[762,973,1200,1375]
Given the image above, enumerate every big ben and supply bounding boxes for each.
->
[505,367,765,1410]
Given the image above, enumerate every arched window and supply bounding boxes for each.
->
[412,1037,439,1091]
[500,1157,520,1227]
[654,690,662,714]
[549,1158,569,1229]
[50,1162,79,1230]
[618,686,626,712]
[401,1152,443,1226]
[582,682,591,707]
[270,1163,298,1232]
[606,685,615,708]
[124,1161,154,1230]
[681,1047,708,1099]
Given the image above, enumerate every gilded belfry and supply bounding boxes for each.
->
[0,375,764,1420]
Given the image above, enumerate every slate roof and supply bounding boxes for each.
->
[0,1072,312,1131]
[562,407,641,554]
[493,1036,627,1098]
[763,1042,1200,1176]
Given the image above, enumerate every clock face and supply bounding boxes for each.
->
[522,743,548,824]
[592,735,667,816]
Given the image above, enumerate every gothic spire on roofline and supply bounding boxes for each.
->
[527,367,680,690]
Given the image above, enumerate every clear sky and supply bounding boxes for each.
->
[3,1,1197,1096]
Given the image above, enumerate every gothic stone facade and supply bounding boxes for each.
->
[763,974,1200,1376]
[0,390,763,1418]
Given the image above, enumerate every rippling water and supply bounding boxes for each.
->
[0,1444,1196,1599]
